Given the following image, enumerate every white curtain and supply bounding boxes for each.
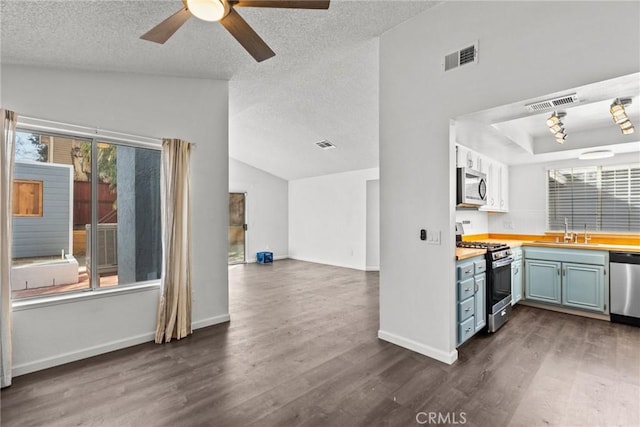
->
[1,109,18,388]
[155,139,192,343]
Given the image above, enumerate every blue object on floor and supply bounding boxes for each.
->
[256,251,273,264]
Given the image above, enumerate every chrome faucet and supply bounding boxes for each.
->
[564,217,573,243]
[583,224,591,244]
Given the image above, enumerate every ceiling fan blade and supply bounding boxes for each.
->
[141,7,192,44]
[229,0,330,9]
[220,8,275,62]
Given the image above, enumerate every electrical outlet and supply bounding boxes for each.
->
[504,221,514,230]
[462,220,471,225]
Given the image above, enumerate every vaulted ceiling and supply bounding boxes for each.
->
[1,0,440,180]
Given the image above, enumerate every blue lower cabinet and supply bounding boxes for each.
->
[511,248,523,304]
[525,259,561,304]
[474,273,486,332]
[458,316,475,344]
[562,263,605,312]
[458,297,475,322]
[458,277,475,301]
[456,255,486,346]
[523,248,608,314]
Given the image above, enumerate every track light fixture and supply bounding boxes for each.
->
[547,112,567,144]
[610,98,635,135]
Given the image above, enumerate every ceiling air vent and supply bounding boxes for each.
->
[525,93,579,112]
[444,41,478,71]
[315,140,336,150]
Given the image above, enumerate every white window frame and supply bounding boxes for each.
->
[12,117,162,305]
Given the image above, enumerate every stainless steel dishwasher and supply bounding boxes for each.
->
[610,251,640,327]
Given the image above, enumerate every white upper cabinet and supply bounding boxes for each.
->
[456,144,509,212]
[500,163,509,212]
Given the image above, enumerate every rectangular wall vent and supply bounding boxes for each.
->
[315,140,336,150]
[444,41,478,71]
[525,93,579,112]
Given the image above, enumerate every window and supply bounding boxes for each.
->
[12,130,161,300]
[548,164,640,232]
[12,180,43,216]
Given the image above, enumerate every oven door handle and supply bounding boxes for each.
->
[492,257,513,269]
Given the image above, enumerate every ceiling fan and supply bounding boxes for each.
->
[141,0,330,62]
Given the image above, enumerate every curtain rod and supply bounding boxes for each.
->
[17,115,197,147]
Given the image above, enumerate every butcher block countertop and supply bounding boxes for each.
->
[456,235,640,260]
[455,248,486,261]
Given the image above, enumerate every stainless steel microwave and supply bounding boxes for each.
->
[457,167,487,207]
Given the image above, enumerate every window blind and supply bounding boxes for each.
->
[547,164,640,233]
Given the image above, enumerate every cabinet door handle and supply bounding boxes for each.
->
[465,307,471,312]
[562,268,566,276]
[465,287,472,292]
[465,327,472,333]
[557,267,560,276]
[464,269,472,275]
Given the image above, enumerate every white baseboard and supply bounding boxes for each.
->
[13,314,231,377]
[378,329,458,365]
[192,313,230,329]
[288,256,365,271]
[365,266,380,272]
[12,332,155,377]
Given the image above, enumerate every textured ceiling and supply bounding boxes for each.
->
[1,0,439,179]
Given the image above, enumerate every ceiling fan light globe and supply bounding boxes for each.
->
[187,0,228,22]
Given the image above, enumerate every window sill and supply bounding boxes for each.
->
[12,281,161,312]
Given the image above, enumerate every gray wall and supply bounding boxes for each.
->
[13,161,71,258]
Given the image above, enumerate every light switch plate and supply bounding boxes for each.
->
[427,230,441,245]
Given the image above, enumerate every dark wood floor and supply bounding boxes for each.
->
[2,259,639,426]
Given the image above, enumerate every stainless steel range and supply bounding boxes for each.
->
[456,241,513,332]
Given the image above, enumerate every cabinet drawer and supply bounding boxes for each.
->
[474,259,486,274]
[458,278,475,301]
[512,249,523,261]
[458,316,475,344]
[458,297,475,321]
[457,262,475,281]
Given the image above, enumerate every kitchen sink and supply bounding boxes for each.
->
[530,241,603,246]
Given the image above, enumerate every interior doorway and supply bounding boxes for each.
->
[228,192,247,264]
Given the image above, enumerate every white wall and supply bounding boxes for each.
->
[455,210,489,237]
[379,1,640,364]
[229,158,288,262]
[289,168,379,270]
[366,179,380,271]
[489,152,640,235]
[2,65,229,375]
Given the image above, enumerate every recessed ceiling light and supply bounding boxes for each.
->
[578,150,615,160]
